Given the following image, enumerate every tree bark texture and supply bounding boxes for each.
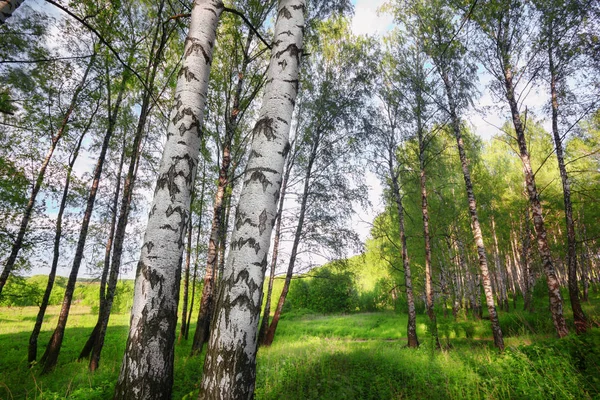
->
[191,139,231,355]
[114,1,223,398]
[199,1,305,397]
[0,53,95,296]
[502,63,569,338]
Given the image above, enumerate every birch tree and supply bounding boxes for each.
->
[198,1,305,397]
[114,1,224,398]
[471,0,568,338]
[416,0,505,350]
[535,0,590,334]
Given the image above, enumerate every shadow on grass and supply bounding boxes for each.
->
[0,323,205,400]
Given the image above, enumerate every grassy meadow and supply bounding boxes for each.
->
[0,288,599,399]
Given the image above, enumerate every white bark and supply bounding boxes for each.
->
[0,0,24,23]
[114,1,223,398]
[199,1,305,398]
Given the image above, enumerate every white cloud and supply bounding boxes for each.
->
[351,0,394,36]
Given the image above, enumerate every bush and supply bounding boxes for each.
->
[286,266,358,314]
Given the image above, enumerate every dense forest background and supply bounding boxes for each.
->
[1,0,600,398]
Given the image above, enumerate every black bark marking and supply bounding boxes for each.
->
[291,4,306,12]
[278,6,292,19]
[143,241,155,254]
[250,150,262,159]
[279,30,293,37]
[278,58,288,70]
[253,117,276,140]
[184,38,211,65]
[246,170,273,192]
[276,117,288,125]
[232,237,261,254]
[276,44,302,65]
[283,79,299,93]
[281,140,291,157]
[258,210,267,236]
[178,66,199,82]
[156,154,197,200]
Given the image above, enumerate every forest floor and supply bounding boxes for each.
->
[0,292,599,399]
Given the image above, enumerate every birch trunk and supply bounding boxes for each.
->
[179,200,194,342]
[439,68,504,349]
[28,109,94,364]
[0,53,95,296]
[185,164,207,340]
[0,0,24,24]
[114,1,223,398]
[258,154,291,345]
[418,117,440,349]
[199,1,305,397]
[548,36,587,334]
[389,147,419,347]
[40,64,127,374]
[191,142,231,355]
[88,1,173,371]
[502,63,569,338]
[264,133,318,347]
[78,135,126,362]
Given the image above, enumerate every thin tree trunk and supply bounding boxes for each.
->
[27,104,97,364]
[78,134,127,362]
[0,53,95,296]
[87,2,173,371]
[179,198,194,342]
[40,62,127,374]
[389,146,418,347]
[264,131,318,347]
[502,61,568,338]
[258,156,291,345]
[417,111,440,349]
[548,36,587,334]
[114,2,223,397]
[199,1,305,397]
[439,67,504,349]
[185,163,207,340]
[0,0,24,24]
[191,27,253,356]
[190,144,230,355]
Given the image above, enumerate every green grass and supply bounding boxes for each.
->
[1,290,600,399]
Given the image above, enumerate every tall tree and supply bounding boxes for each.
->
[262,16,370,346]
[198,1,305,397]
[416,0,505,350]
[40,55,131,373]
[28,99,99,364]
[0,51,95,296]
[191,1,273,354]
[114,1,223,398]
[536,0,589,334]
[471,0,568,337]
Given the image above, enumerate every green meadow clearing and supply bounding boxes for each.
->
[1,291,599,400]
